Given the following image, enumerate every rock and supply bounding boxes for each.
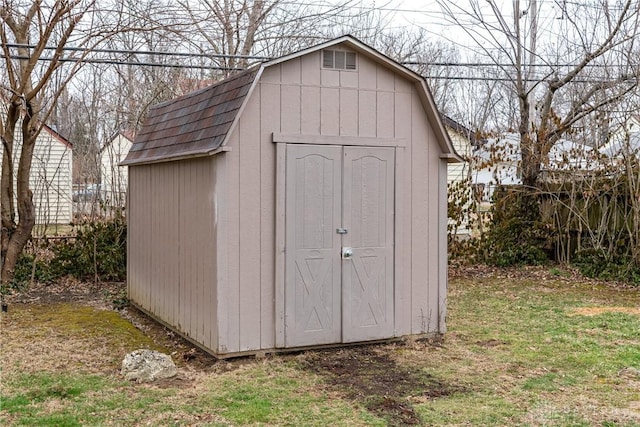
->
[121,349,178,382]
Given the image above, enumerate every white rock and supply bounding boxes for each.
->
[121,349,177,382]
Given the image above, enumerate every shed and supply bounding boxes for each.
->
[0,121,73,225]
[123,36,462,358]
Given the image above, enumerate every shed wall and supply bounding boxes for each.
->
[128,156,218,350]
[216,47,446,354]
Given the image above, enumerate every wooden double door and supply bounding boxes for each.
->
[284,144,395,347]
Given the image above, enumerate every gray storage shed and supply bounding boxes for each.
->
[123,36,462,358]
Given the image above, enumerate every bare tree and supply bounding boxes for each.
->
[0,0,107,284]
[438,0,640,187]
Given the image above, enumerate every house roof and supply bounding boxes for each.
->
[123,35,461,166]
[100,129,136,154]
[441,115,477,146]
[41,123,73,149]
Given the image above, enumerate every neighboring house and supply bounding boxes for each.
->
[0,121,73,225]
[100,130,134,209]
[442,115,476,234]
[599,116,640,158]
[123,35,462,358]
[472,133,522,201]
[442,115,475,185]
[472,133,594,200]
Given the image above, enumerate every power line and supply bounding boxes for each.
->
[0,54,242,71]
[4,43,270,61]
[2,52,632,84]
[3,43,626,70]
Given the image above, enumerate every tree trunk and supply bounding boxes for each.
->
[1,113,38,285]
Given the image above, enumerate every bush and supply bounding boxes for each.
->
[573,248,640,285]
[478,186,551,267]
[49,216,127,282]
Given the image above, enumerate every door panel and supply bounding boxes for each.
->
[284,144,395,347]
[342,147,395,342]
[284,145,342,347]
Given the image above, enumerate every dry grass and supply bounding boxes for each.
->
[1,265,639,426]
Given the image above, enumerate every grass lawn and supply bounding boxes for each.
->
[1,266,639,426]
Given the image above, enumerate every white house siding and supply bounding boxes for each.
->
[446,129,472,185]
[445,126,473,234]
[0,122,73,225]
[100,133,133,208]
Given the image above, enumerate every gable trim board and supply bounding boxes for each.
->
[125,35,458,358]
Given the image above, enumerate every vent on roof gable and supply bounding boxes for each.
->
[322,50,356,70]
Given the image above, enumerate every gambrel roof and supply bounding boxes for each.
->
[123,35,461,166]
[122,70,257,165]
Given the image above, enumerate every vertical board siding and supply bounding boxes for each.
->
[339,88,358,136]
[301,86,321,135]
[225,130,241,353]
[426,126,441,333]
[321,87,340,136]
[238,90,263,352]
[260,81,281,349]
[358,91,377,137]
[358,59,376,90]
[281,85,301,134]
[301,53,321,85]
[394,91,413,336]
[438,158,449,333]
[128,158,216,352]
[410,92,431,334]
[376,92,395,138]
[376,66,395,91]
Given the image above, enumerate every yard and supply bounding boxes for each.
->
[1,266,639,426]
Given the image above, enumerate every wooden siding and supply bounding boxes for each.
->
[0,124,72,225]
[128,156,217,350]
[128,40,449,356]
[215,47,446,353]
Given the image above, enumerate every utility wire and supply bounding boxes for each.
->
[1,47,635,84]
[3,43,271,61]
[3,43,630,69]
[0,54,242,71]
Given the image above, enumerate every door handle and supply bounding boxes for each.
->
[342,247,353,259]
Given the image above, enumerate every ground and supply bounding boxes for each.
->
[1,278,457,425]
[1,266,639,426]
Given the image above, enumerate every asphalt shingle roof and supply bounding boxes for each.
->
[122,69,258,165]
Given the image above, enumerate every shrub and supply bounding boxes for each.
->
[478,186,551,267]
[49,215,126,282]
[573,248,640,285]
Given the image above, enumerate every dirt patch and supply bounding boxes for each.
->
[298,346,465,426]
[3,277,123,309]
[568,307,640,317]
